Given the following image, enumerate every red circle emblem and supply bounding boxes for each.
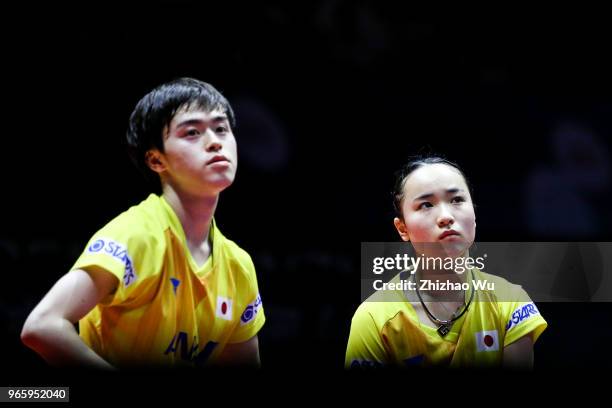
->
[484,334,494,347]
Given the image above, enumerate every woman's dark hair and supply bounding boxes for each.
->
[392,155,472,218]
[126,77,236,185]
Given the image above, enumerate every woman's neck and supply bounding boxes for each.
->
[415,251,470,300]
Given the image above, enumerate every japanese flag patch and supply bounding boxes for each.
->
[475,330,499,352]
[216,296,233,321]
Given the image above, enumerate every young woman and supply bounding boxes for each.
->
[346,156,546,368]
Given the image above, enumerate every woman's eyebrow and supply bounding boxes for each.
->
[413,188,464,201]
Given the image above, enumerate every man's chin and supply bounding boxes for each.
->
[202,176,235,194]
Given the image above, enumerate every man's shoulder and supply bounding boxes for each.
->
[216,230,254,269]
[211,226,263,294]
[85,195,169,260]
[104,194,167,236]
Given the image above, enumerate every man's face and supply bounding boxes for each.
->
[149,106,238,196]
[394,163,476,258]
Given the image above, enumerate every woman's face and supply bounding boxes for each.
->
[394,163,476,258]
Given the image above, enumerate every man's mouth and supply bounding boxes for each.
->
[207,155,230,165]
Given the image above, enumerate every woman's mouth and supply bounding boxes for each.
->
[439,230,461,240]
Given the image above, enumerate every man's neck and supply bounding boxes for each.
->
[162,184,219,248]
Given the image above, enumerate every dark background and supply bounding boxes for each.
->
[2,1,612,383]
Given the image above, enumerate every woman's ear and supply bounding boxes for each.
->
[145,150,167,173]
[393,217,410,242]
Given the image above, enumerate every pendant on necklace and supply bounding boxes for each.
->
[437,323,451,337]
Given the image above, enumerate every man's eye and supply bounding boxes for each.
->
[417,202,433,210]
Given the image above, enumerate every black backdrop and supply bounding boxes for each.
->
[2,2,612,389]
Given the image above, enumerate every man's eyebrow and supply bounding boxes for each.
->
[413,188,464,201]
[176,115,229,128]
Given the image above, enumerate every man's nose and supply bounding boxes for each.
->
[205,129,222,152]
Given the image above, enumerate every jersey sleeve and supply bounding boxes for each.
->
[501,286,548,347]
[227,253,266,343]
[70,210,163,305]
[345,304,388,368]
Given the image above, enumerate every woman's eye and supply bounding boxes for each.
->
[417,202,433,210]
[216,126,228,133]
[186,129,200,137]
[451,196,465,204]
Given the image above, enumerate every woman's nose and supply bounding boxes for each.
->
[437,205,455,227]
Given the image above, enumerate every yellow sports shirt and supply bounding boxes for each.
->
[346,269,546,367]
[72,194,265,367]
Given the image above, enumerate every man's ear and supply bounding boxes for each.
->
[145,150,166,174]
[393,217,410,242]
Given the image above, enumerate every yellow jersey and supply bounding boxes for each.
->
[72,194,265,367]
[346,269,546,367]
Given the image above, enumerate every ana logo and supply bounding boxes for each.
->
[350,359,383,368]
[165,331,200,361]
[240,293,262,326]
[403,354,425,366]
[475,330,499,352]
[506,303,540,331]
[164,331,218,366]
[86,237,137,287]
[216,296,233,320]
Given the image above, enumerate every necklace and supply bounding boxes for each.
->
[413,269,475,337]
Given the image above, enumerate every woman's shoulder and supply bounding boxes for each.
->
[471,268,532,303]
[353,276,413,328]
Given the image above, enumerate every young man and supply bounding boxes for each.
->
[21,78,265,368]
